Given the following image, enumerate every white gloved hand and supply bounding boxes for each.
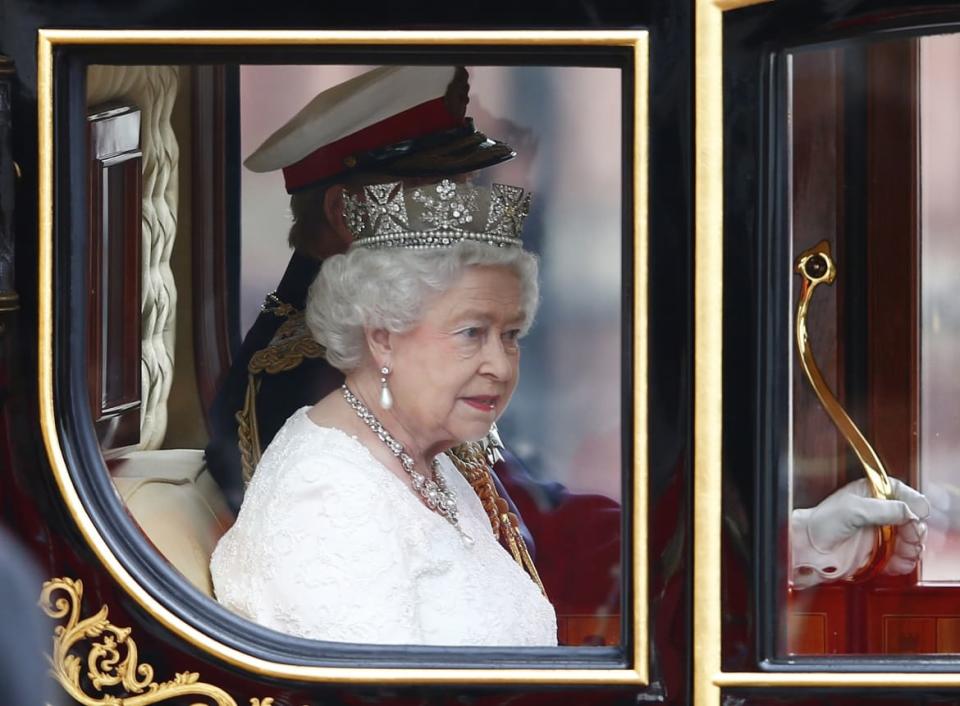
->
[792,478,929,589]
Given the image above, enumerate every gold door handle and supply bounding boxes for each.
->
[795,240,895,581]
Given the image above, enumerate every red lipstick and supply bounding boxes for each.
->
[461,396,499,411]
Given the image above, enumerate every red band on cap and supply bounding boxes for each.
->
[282,96,462,192]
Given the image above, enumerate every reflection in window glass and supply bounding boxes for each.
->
[919,34,960,583]
[784,34,960,657]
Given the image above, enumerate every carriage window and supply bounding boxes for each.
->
[786,31,960,656]
[60,47,640,667]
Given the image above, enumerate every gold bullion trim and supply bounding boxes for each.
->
[447,442,547,595]
[236,374,262,483]
[247,310,326,376]
[37,28,649,685]
[239,308,328,481]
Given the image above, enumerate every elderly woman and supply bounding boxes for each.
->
[210,177,557,646]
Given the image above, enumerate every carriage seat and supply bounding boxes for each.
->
[110,449,235,596]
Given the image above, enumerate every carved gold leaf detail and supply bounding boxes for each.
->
[39,577,236,706]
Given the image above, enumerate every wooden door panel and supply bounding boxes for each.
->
[87,104,142,453]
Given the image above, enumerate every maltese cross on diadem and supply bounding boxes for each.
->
[343,181,409,236]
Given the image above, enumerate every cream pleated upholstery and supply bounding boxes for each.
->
[112,450,233,596]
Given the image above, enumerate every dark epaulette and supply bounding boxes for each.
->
[236,292,326,483]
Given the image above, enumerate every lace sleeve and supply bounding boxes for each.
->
[212,437,425,644]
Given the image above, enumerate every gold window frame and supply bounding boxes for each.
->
[37,28,649,686]
[693,1,960,702]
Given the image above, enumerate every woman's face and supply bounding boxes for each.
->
[386,265,525,450]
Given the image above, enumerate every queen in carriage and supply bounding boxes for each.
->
[208,65,557,646]
[210,176,557,646]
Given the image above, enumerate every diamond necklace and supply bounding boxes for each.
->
[341,384,473,545]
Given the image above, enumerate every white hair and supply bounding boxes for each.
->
[306,242,540,372]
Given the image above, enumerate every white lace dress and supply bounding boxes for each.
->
[210,407,557,646]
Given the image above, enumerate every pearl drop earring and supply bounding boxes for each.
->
[379,366,393,410]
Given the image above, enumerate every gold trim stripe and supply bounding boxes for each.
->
[632,32,650,685]
[37,29,649,685]
[694,0,724,705]
[38,28,649,45]
[713,0,773,10]
[714,672,960,687]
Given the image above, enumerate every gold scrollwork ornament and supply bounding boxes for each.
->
[39,577,292,706]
